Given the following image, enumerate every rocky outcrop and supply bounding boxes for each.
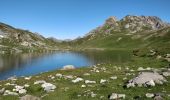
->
[81,15,170,41]
[126,72,166,88]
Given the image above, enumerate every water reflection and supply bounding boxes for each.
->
[0,50,131,80]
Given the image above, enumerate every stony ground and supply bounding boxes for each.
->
[0,55,170,100]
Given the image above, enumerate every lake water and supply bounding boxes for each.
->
[0,50,131,80]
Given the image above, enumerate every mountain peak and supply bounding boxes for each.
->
[105,16,118,25]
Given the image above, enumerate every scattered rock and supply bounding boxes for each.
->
[20,95,40,100]
[85,80,96,84]
[100,79,107,84]
[34,80,46,85]
[24,84,30,88]
[145,80,155,87]
[110,76,117,80]
[0,88,5,94]
[64,75,74,79]
[56,73,63,78]
[90,92,97,98]
[162,71,170,77]
[109,93,125,100]
[19,89,27,94]
[13,85,27,94]
[62,65,75,70]
[3,90,18,96]
[83,73,90,76]
[41,83,56,92]
[154,95,163,100]
[137,67,145,71]
[166,54,170,58]
[81,85,86,88]
[72,78,83,83]
[146,93,154,98]
[24,76,32,80]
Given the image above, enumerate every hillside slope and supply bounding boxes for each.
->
[0,22,60,53]
[71,15,170,52]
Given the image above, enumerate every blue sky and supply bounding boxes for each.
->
[0,0,170,39]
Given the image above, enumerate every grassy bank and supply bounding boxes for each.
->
[0,54,170,100]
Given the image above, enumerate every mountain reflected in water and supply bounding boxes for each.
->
[0,50,131,80]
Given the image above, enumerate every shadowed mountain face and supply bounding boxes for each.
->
[0,22,62,53]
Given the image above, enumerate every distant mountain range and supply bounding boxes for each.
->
[0,15,170,53]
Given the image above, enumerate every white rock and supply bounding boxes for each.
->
[137,67,145,71]
[85,80,96,84]
[145,80,155,87]
[62,65,75,70]
[81,85,86,88]
[72,78,83,83]
[162,72,170,77]
[127,72,166,87]
[166,54,170,58]
[20,95,40,100]
[100,79,107,84]
[126,83,135,88]
[91,92,97,98]
[0,88,5,94]
[109,93,118,99]
[64,75,74,79]
[56,73,63,78]
[24,76,32,80]
[34,80,46,84]
[41,83,56,92]
[83,73,90,76]
[24,84,30,88]
[3,90,18,96]
[110,76,117,80]
[146,93,154,98]
[118,94,126,99]
[18,89,27,94]
[95,70,100,73]
[15,85,24,92]
[109,93,125,100]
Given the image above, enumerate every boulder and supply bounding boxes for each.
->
[41,83,56,92]
[137,67,145,71]
[145,80,155,87]
[62,65,75,70]
[126,72,166,87]
[110,76,117,80]
[81,85,86,88]
[100,79,107,84]
[19,89,27,94]
[34,80,46,85]
[154,95,163,100]
[20,95,40,100]
[0,88,5,94]
[109,93,125,100]
[24,76,32,80]
[162,71,170,77]
[3,90,18,96]
[85,80,96,84]
[56,73,63,78]
[72,78,83,83]
[146,93,154,98]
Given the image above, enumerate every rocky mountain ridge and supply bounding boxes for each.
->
[0,22,59,53]
[87,15,169,36]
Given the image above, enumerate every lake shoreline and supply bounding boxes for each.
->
[0,54,170,99]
